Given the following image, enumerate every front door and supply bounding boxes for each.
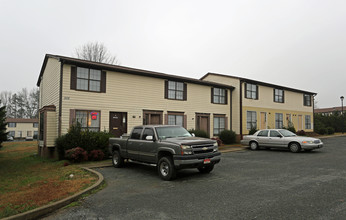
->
[298,115,302,130]
[260,112,266,129]
[109,112,127,137]
[196,113,210,136]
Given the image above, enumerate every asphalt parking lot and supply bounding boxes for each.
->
[43,136,346,220]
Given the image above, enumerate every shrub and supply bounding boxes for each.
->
[211,137,223,146]
[65,147,88,163]
[188,129,209,138]
[296,130,306,136]
[283,121,296,133]
[248,126,258,135]
[219,130,236,145]
[55,123,114,160]
[326,127,335,135]
[317,127,327,135]
[88,150,105,161]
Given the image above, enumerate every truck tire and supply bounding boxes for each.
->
[157,156,176,181]
[198,165,214,174]
[112,150,124,168]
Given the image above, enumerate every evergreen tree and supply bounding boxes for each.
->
[0,100,8,148]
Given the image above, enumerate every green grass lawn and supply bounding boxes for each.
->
[0,141,98,218]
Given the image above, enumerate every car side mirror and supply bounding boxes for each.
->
[191,133,195,137]
[146,136,155,141]
[277,135,283,138]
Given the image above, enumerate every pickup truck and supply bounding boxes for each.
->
[109,125,221,180]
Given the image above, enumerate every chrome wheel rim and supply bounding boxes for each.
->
[113,153,118,165]
[160,161,169,176]
[290,144,298,152]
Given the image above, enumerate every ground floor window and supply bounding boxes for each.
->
[143,110,163,125]
[247,111,257,129]
[27,131,33,137]
[75,110,100,132]
[8,131,15,137]
[275,113,283,129]
[168,114,184,126]
[305,115,311,129]
[214,116,225,135]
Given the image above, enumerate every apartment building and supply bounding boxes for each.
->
[201,73,316,136]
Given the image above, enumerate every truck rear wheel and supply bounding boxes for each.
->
[158,156,176,181]
[112,150,124,168]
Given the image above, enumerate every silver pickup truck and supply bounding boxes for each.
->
[109,125,221,180]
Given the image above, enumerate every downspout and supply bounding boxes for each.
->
[229,88,232,131]
[239,80,243,139]
[313,94,316,132]
[58,60,64,137]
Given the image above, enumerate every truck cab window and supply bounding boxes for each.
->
[142,128,154,140]
[130,128,143,139]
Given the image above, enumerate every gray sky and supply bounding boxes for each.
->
[1,0,345,108]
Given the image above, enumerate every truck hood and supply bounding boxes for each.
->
[161,137,216,145]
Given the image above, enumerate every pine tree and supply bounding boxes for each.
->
[0,100,8,148]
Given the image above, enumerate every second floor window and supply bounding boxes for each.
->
[274,89,284,103]
[8,122,16,127]
[33,122,38,128]
[212,88,227,104]
[304,94,312,106]
[77,67,101,92]
[165,81,187,100]
[245,83,258,99]
[71,66,106,93]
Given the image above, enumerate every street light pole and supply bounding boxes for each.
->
[341,96,344,134]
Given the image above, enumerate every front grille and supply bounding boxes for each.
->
[191,143,214,154]
[314,140,321,144]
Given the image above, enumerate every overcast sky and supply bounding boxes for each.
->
[1,0,345,108]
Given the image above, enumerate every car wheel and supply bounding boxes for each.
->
[289,143,301,153]
[158,156,176,181]
[249,141,259,151]
[198,165,214,174]
[112,150,124,168]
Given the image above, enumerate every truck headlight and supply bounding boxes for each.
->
[213,142,219,152]
[181,145,193,155]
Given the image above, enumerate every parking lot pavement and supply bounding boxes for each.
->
[43,136,346,220]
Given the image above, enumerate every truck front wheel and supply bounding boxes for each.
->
[112,150,124,168]
[158,156,176,181]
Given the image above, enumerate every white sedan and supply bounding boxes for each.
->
[241,129,323,153]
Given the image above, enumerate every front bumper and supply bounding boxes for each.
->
[173,152,221,169]
[301,143,324,150]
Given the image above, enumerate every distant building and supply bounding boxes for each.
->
[6,118,39,139]
[315,107,345,116]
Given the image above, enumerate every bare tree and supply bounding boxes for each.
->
[74,42,120,65]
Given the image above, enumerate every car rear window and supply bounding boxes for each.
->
[258,130,269,137]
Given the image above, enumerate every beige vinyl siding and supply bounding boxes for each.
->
[201,74,240,133]
[39,58,60,109]
[39,57,60,138]
[61,64,230,136]
[46,111,57,147]
[242,83,314,112]
[6,123,38,138]
[242,106,314,134]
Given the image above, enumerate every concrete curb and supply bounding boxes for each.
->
[3,167,104,220]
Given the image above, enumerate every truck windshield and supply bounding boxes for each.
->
[155,127,192,139]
